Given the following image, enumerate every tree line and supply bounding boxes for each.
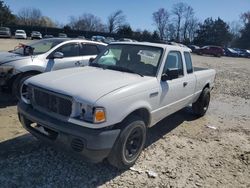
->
[0,0,249,48]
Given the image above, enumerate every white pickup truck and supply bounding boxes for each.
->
[18,42,216,169]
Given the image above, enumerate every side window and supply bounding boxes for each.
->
[184,52,193,73]
[163,51,184,76]
[80,44,99,55]
[55,43,79,57]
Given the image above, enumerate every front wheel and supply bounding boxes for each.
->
[108,115,146,169]
[192,87,210,117]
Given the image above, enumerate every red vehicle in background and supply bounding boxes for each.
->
[196,45,224,57]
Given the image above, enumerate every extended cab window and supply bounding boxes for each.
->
[184,52,193,73]
[80,44,99,55]
[55,43,79,57]
[163,51,184,76]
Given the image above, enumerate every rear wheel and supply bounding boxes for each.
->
[108,115,146,169]
[192,87,210,117]
[12,72,38,100]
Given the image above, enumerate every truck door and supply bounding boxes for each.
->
[152,51,189,123]
[47,42,83,71]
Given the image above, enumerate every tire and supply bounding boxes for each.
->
[108,115,147,169]
[12,72,38,100]
[192,87,210,117]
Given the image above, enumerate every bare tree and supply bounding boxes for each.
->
[107,10,126,33]
[17,7,42,26]
[40,16,57,27]
[241,11,250,24]
[186,17,199,42]
[182,5,194,41]
[152,8,169,40]
[69,13,106,32]
[228,21,242,38]
[172,2,187,42]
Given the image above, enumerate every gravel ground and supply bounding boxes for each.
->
[0,39,249,187]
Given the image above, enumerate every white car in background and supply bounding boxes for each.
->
[0,38,107,98]
[15,30,27,39]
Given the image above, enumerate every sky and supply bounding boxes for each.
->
[3,0,250,31]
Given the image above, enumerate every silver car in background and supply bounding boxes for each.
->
[0,38,107,98]
[31,31,42,40]
[0,27,11,38]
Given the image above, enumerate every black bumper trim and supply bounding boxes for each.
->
[18,101,120,162]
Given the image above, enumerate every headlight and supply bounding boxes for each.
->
[76,103,106,124]
[0,65,14,74]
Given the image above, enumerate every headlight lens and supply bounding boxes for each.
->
[77,103,106,124]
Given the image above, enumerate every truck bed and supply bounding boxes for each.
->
[194,67,209,72]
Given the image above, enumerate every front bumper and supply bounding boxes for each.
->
[17,102,120,163]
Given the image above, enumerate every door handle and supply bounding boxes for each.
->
[75,61,80,66]
[183,82,188,87]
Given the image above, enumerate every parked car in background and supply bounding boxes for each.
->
[18,42,216,169]
[0,38,106,98]
[0,27,11,38]
[188,45,200,53]
[91,35,106,42]
[44,34,54,38]
[233,48,250,58]
[58,33,67,38]
[104,37,115,44]
[196,45,224,57]
[118,38,134,42]
[242,49,250,58]
[15,30,27,39]
[77,36,85,39]
[31,31,42,40]
[224,48,239,57]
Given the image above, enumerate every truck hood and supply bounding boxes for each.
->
[0,51,29,66]
[27,66,152,103]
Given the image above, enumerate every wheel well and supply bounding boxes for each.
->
[20,70,42,76]
[203,83,210,90]
[125,108,151,127]
[7,71,41,88]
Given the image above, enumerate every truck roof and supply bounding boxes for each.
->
[110,41,192,52]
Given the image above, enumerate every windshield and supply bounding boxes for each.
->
[16,30,25,33]
[91,44,163,77]
[0,27,9,31]
[11,39,66,55]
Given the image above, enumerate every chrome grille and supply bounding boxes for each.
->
[31,86,72,117]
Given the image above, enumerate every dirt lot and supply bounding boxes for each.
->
[0,39,249,187]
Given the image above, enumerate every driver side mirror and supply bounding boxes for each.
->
[53,52,64,59]
[89,57,95,63]
[161,68,179,81]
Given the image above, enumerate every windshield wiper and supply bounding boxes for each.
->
[106,65,144,77]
